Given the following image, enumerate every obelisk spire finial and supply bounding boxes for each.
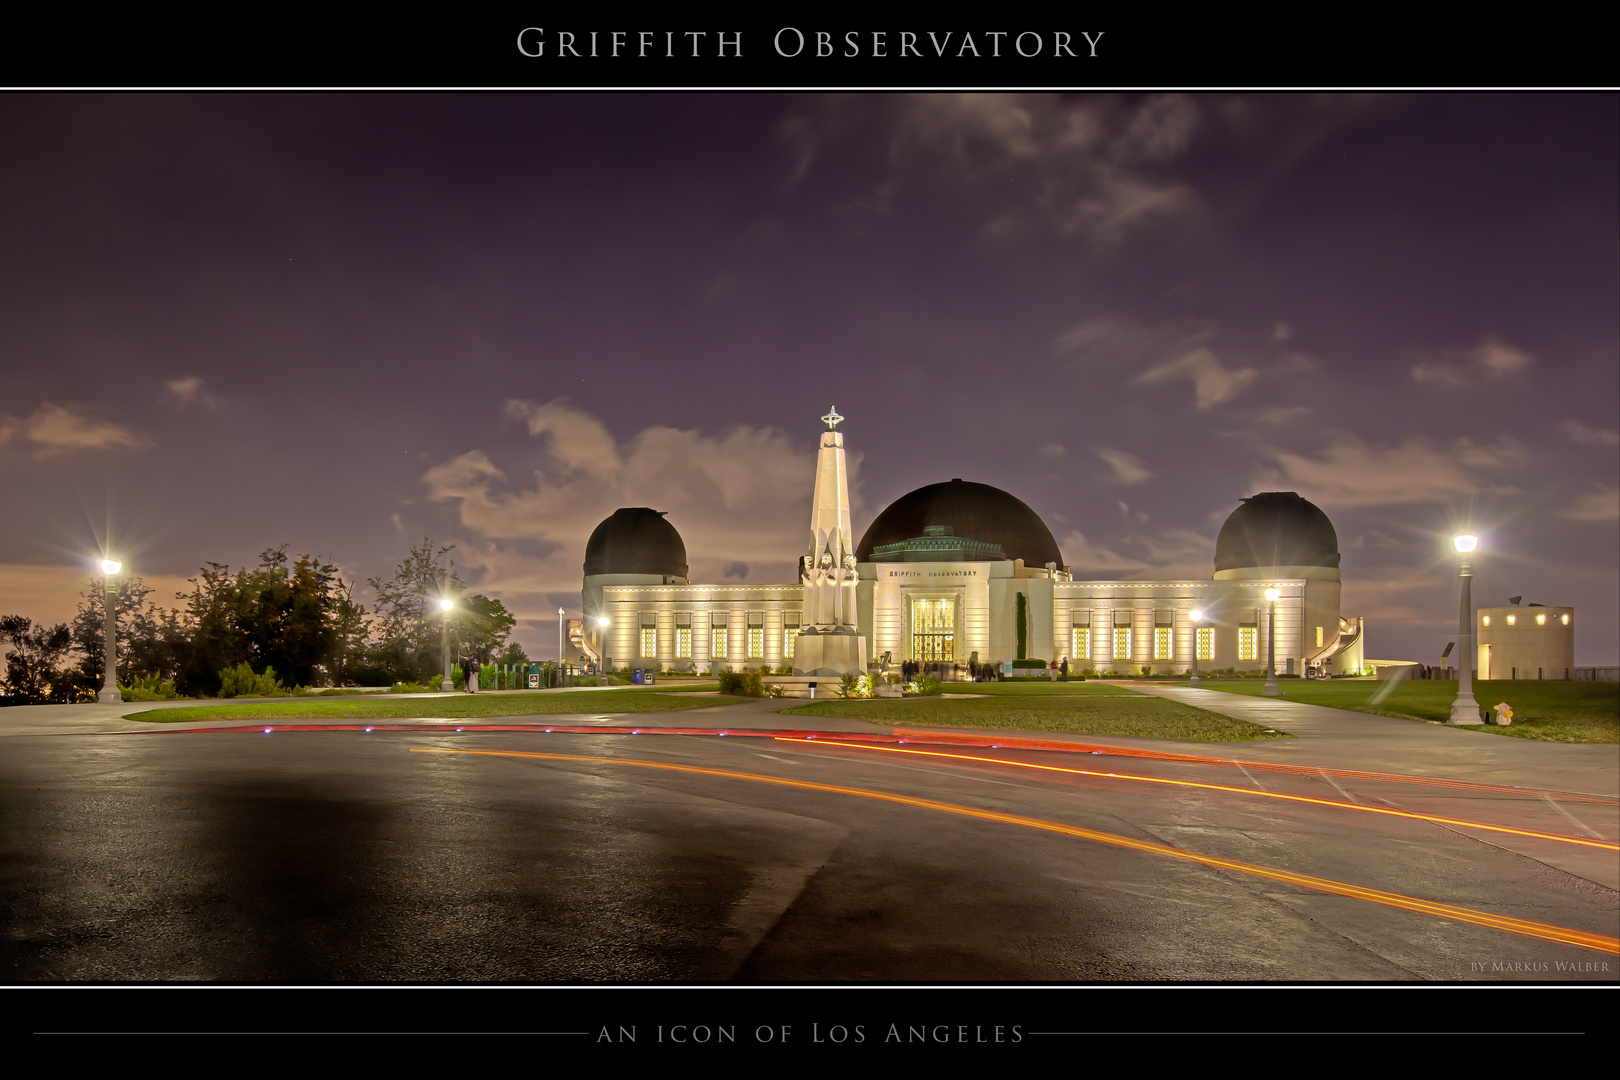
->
[821,406,843,430]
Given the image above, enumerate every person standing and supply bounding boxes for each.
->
[460,651,477,694]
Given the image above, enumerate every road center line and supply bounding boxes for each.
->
[411,746,1619,956]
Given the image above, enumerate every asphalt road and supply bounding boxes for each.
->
[1,716,1614,984]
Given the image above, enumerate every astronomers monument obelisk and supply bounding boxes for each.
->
[794,407,867,677]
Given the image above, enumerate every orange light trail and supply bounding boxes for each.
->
[773,738,1618,852]
[412,747,1620,956]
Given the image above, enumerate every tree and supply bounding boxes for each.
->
[68,577,187,697]
[367,538,463,682]
[1015,591,1028,660]
[455,594,518,663]
[1,616,75,704]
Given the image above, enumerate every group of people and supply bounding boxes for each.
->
[458,652,479,693]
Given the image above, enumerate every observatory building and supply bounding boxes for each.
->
[576,412,1366,678]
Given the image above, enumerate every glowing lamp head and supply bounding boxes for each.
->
[558,607,565,616]
[597,616,610,628]
[1265,588,1280,602]
[1189,609,1203,622]
[1453,534,1479,554]
[101,559,122,575]
[439,598,454,612]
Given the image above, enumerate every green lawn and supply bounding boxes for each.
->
[1204,678,1619,743]
[129,690,742,724]
[778,692,1288,742]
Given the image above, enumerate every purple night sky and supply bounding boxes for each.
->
[2,94,1615,664]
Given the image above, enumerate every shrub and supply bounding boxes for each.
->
[1012,658,1047,669]
[388,680,432,693]
[120,673,180,701]
[218,662,290,698]
[720,670,766,696]
[903,674,942,697]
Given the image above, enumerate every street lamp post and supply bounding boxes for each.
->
[1188,609,1203,689]
[439,597,455,692]
[1449,534,1484,725]
[99,559,122,704]
[1262,587,1282,697]
[558,607,566,666]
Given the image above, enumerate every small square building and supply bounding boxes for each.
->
[1477,606,1575,681]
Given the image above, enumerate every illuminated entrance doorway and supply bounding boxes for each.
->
[911,597,955,662]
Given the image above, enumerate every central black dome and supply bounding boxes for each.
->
[583,508,688,578]
[1214,492,1340,572]
[857,479,1064,567]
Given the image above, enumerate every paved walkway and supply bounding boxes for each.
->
[3,683,1615,798]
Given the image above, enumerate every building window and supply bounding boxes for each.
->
[1482,615,1490,627]
[1535,613,1546,625]
[1561,614,1570,625]
[1315,626,1324,648]
[1071,626,1091,661]
[747,613,764,659]
[911,598,955,662]
[783,627,796,659]
[640,628,656,657]
[1196,627,1214,661]
[1506,614,1516,625]
[1238,626,1258,661]
[1113,627,1131,660]
[712,613,729,661]
[677,628,692,658]
[1154,627,1172,660]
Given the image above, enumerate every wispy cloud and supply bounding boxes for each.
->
[1093,447,1155,484]
[1411,335,1530,386]
[165,376,215,409]
[1558,486,1620,522]
[1062,527,1214,580]
[1134,346,1259,410]
[1561,419,1620,447]
[0,403,144,457]
[1263,436,1523,506]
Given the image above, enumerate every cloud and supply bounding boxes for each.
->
[1256,406,1312,425]
[1411,335,1530,386]
[0,403,144,457]
[1039,442,1068,458]
[1561,420,1620,447]
[1094,447,1154,485]
[1134,346,1259,410]
[164,376,215,409]
[817,94,1207,247]
[1062,527,1214,581]
[722,561,750,580]
[1558,486,1619,522]
[1262,436,1523,507]
[424,400,831,600]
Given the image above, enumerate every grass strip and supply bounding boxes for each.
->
[1204,678,1619,744]
[129,691,743,723]
[777,694,1287,742]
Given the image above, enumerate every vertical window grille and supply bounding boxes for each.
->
[783,615,799,659]
[1071,627,1091,660]
[675,613,691,658]
[747,612,764,659]
[1238,626,1258,661]
[640,612,657,659]
[1111,611,1132,660]
[1315,626,1324,648]
[1154,627,1172,660]
[1196,627,1215,661]
[712,613,728,660]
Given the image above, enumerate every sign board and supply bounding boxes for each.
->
[528,672,539,688]
[645,672,655,685]
[1440,642,1455,659]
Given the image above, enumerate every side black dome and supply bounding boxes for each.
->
[857,479,1063,567]
[583,508,688,578]
[1214,492,1339,572]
